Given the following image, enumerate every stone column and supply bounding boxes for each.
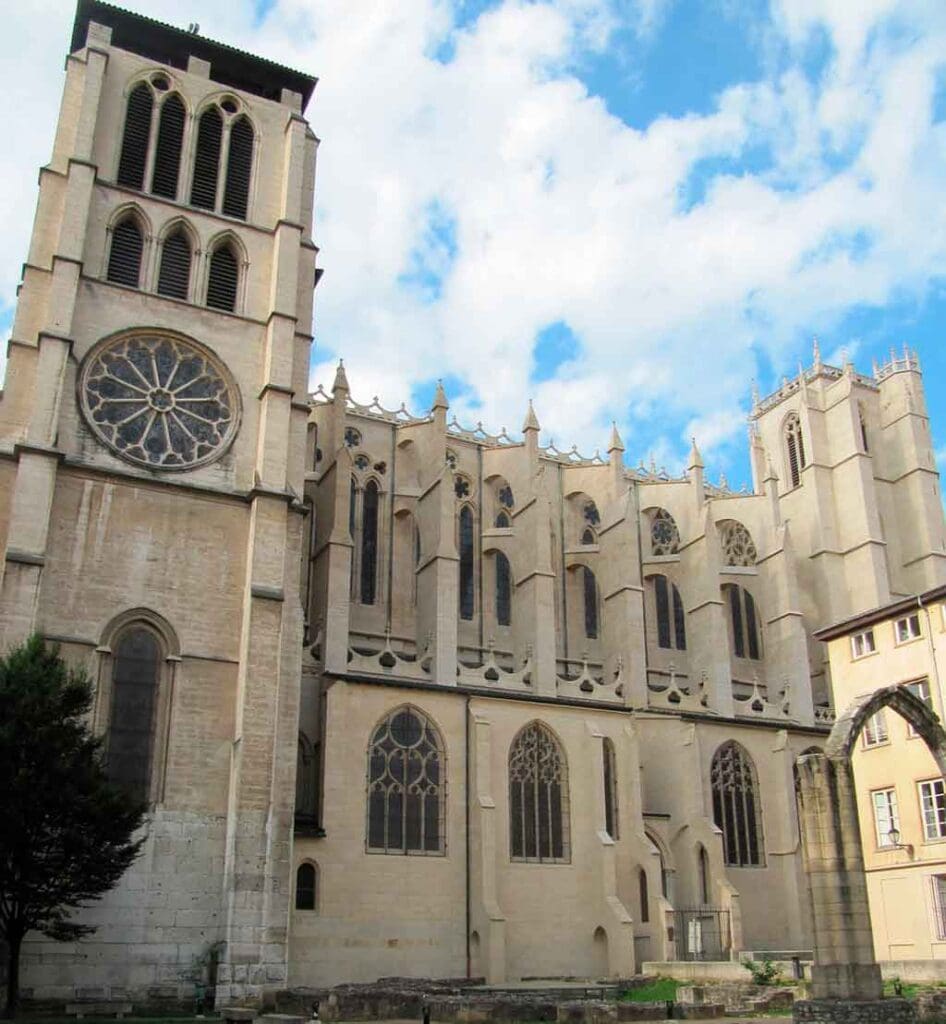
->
[795,753,882,1000]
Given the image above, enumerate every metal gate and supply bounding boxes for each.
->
[671,908,731,961]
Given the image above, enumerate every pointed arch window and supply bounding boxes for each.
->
[191,106,223,210]
[495,510,510,528]
[581,528,595,545]
[223,115,254,219]
[698,844,710,903]
[583,566,599,640]
[156,228,192,300]
[295,862,317,911]
[360,480,379,605]
[459,505,475,620]
[650,508,680,556]
[638,868,649,922]
[206,242,239,312]
[725,584,761,660]
[367,706,445,855]
[859,405,870,453]
[150,93,185,199]
[106,626,161,802]
[495,551,512,627]
[602,737,618,840]
[785,413,806,488]
[106,216,144,288]
[711,741,764,866]
[720,520,757,567]
[117,83,154,190]
[652,575,686,650]
[509,722,570,862]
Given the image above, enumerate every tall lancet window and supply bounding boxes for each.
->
[106,216,144,288]
[223,115,254,219]
[206,242,239,312]
[711,741,765,866]
[191,107,223,210]
[785,412,806,488]
[509,722,570,862]
[360,480,379,605]
[150,93,186,199]
[156,228,192,300]
[107,627,161,802]
[459,505,475,620]
[116,83,153,190]
[653,575,686,650]
[602,737,618,840]
[583,566,599,640]
[495,551,512,627]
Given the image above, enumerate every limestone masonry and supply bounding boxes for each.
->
[1,0,944,1007]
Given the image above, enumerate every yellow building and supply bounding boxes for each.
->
[816,587,946,962]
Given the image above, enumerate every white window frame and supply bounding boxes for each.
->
[851,630,876,660]
[905,679,932,738]
[863,710,889,748]
[895,613,922,645]
[919,779,946,842]
[930,874,946,941]
[872,787,899,847]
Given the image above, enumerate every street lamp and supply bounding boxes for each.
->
[887,825,914,858]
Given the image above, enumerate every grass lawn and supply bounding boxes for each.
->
[618,978,680,1002]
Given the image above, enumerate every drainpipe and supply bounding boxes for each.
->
[465,693,472,978]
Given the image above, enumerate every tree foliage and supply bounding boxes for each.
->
[0,636,146,1017]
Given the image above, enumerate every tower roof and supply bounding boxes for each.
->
[72,0,317,106]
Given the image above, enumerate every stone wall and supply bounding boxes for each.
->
[793,998,916,1023]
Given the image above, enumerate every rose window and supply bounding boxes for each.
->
[80,332,239,470]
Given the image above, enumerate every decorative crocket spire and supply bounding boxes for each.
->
[687,436,703,470]
[812,336,822,369]
[522,399,540,434]
[431,378,449,412]
[763,455,778,484]
[332,358,349,394]
[607,421,625,453]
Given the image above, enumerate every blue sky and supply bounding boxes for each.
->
[1,0,946,489]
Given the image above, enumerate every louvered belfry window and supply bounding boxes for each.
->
[157,229,191,300]
[223,115,254,219]
[150,93,185,199]
[106,217,144,287]
[206,244,239,311]
[117,84,153,190]
[191,107,223,210]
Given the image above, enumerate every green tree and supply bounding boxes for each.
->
[0,635,145,1018]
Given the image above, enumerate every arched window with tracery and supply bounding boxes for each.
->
[295,862,317,911]
[784,413,806,488]
[509,722,570,862]
[651,574,686,650]
[191,100,254,220]
[360,480,379,605]
[116,83,154,190]
[723,583,761,660]
[602,737,618,840]
[583,566,599,639]
[710,741,764,866]
[156,227,192,300]
[106,626,161,802]
[650,508,680,556]
[495,551,512,627]
[459,504,475,620]
[719,520,757,567]
[206,241,239,312]
[106,215,144,288]
[150,93,186,199]
[366,706,445,855]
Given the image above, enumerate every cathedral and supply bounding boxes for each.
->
[1,0,945,1007]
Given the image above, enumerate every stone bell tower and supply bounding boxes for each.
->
[0,0,318,1004]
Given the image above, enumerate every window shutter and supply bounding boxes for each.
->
[190,107,223,210]
[150,94,185,199]
[223,115,254,219]
[157,230,191,300]
[206,245,239,311]
[117,84,153,190]
[106,218,144,287]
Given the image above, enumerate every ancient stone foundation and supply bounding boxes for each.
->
[793,998,916,1024]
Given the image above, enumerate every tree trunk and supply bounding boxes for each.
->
[4,927,23,1020]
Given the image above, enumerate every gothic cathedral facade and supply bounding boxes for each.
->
[1,1,945,1007]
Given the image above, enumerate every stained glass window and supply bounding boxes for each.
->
[80,332,239,470]
[583,566,598,639]
[367,707,444,855]
[496,551,511,627]
[361,480,379,605]
[107,627,160,803]
[711,741,764,866]
[650,508,680,555]
[603,738,618,840]
[720,521,757,567]
[724,584,761,660]
[509,723,569,862]
[459,505,475,620]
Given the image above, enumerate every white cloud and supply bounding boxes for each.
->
[1,0,946,479]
